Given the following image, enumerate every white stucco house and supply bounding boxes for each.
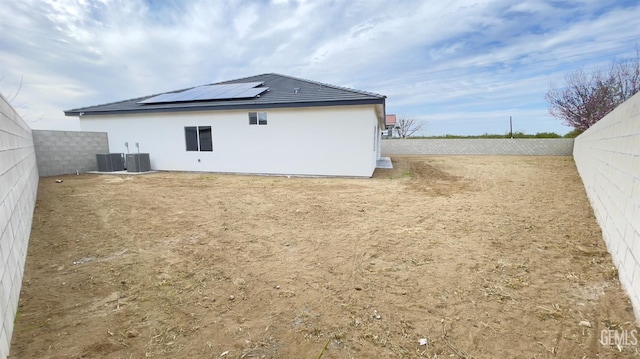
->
[65,73,387,177]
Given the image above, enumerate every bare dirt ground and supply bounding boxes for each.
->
[10,156,639,358]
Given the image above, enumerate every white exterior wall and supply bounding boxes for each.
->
[573,91,640,322]
[80,105,380,177]
[0,95,39,359]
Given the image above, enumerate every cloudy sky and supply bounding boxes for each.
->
[1,0,639,135]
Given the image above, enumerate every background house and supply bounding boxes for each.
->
[65,74,386,177]
[384,114,397,138]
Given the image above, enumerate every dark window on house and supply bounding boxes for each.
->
[258,112,267,125]
[249,112,267,125]
[185,126,213,152]
[185,126,198,151]
[199,126,213,151]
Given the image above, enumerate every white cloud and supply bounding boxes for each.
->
[0,0,638,134]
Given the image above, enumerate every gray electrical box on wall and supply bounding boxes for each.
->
[126,153,151,172]
[96,153,124,172]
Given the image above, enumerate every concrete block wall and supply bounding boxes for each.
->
[0,94,39,359]
[381,138,574,155]
[32,130,109,177]
[573,92,640,322]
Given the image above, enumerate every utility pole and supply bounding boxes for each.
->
[509,116,513,139]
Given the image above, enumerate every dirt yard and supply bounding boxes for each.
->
[10,156,639,358]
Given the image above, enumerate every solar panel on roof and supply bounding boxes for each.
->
[208,87,236,99]
[192,85,237,100]
[184,87,212,97]
[137,82,266,104]
[189,87,222,100]
[220,87,251,99]
[170,89,201,101]
[232,87,269,99]
[208,85,252,99]
[137,92,183,104]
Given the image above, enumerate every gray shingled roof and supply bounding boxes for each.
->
[65,73,386,116]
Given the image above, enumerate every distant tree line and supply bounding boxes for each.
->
[404,131,578,139]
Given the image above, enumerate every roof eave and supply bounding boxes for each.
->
[65,98,386,117]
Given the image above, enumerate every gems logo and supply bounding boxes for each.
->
[599,329,638,347]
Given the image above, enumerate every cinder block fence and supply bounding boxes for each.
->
[32,130,108,177]
[0,95,39,359]
[573,91,640,322]
[381,138,574,155]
